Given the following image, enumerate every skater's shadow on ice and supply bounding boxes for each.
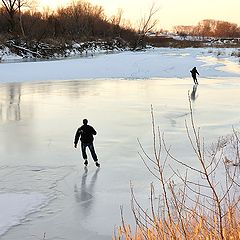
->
[165,85,199,127]
[190,84,198,102]
[164,111,189,127]
[74,167,100,203]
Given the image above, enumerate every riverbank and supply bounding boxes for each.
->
[0,47,239,83]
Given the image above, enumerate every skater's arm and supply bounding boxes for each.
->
[74,128,81,147]
[90,126,97,135]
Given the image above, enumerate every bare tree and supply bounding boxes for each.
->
[177,19,240,38]
[134,2,159,50]
[109,8,124,37]
[1,0,18,31]
[173,25,195,37]
[110,8,123,26]
[138,2,159,35]
[18,0,38,37]
[1,0,34,36]
[17,0,27,36]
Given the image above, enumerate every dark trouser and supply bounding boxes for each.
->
[192,75,198,84]
[81,142,98,162]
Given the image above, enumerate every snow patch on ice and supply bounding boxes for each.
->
[0,165,74,237]
[0,192,48,236]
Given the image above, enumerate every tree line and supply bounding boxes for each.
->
[0,0,137,44]
[174,19,240,38]
[1,0,238,51]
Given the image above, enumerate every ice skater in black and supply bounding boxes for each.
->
[190,67,199,84]
[74,119,100,167]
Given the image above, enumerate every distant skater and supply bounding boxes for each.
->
[190,67,199,84]
[74,119,100,167]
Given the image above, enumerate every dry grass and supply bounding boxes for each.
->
[114,206,240,239]
[114,94,240,240]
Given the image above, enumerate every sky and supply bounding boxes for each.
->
[39,0,240,30]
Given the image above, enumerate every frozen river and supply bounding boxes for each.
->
[0,77,240,239]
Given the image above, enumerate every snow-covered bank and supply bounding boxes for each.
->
[0,48,239,83]
[0,39,128,62]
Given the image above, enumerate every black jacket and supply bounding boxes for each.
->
[190,68,199,77]
[74,124,97,144]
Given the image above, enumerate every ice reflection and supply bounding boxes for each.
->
[0,78,239,167]
[0,84,21,121]
[74,167,100,217]
[0,80,98,123]
[190,84,198,101]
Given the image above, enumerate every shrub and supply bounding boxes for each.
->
[114,95,240,240]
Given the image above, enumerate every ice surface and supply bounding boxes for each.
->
[0,192,47,236]
[0,48,239,239]
[0,77,240,239]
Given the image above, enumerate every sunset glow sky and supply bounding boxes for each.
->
[39,0,240,30]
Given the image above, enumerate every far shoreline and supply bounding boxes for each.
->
[0,47,239,84]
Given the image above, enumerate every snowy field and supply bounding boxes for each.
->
[0,47,239,82]
[0,48,239,240]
